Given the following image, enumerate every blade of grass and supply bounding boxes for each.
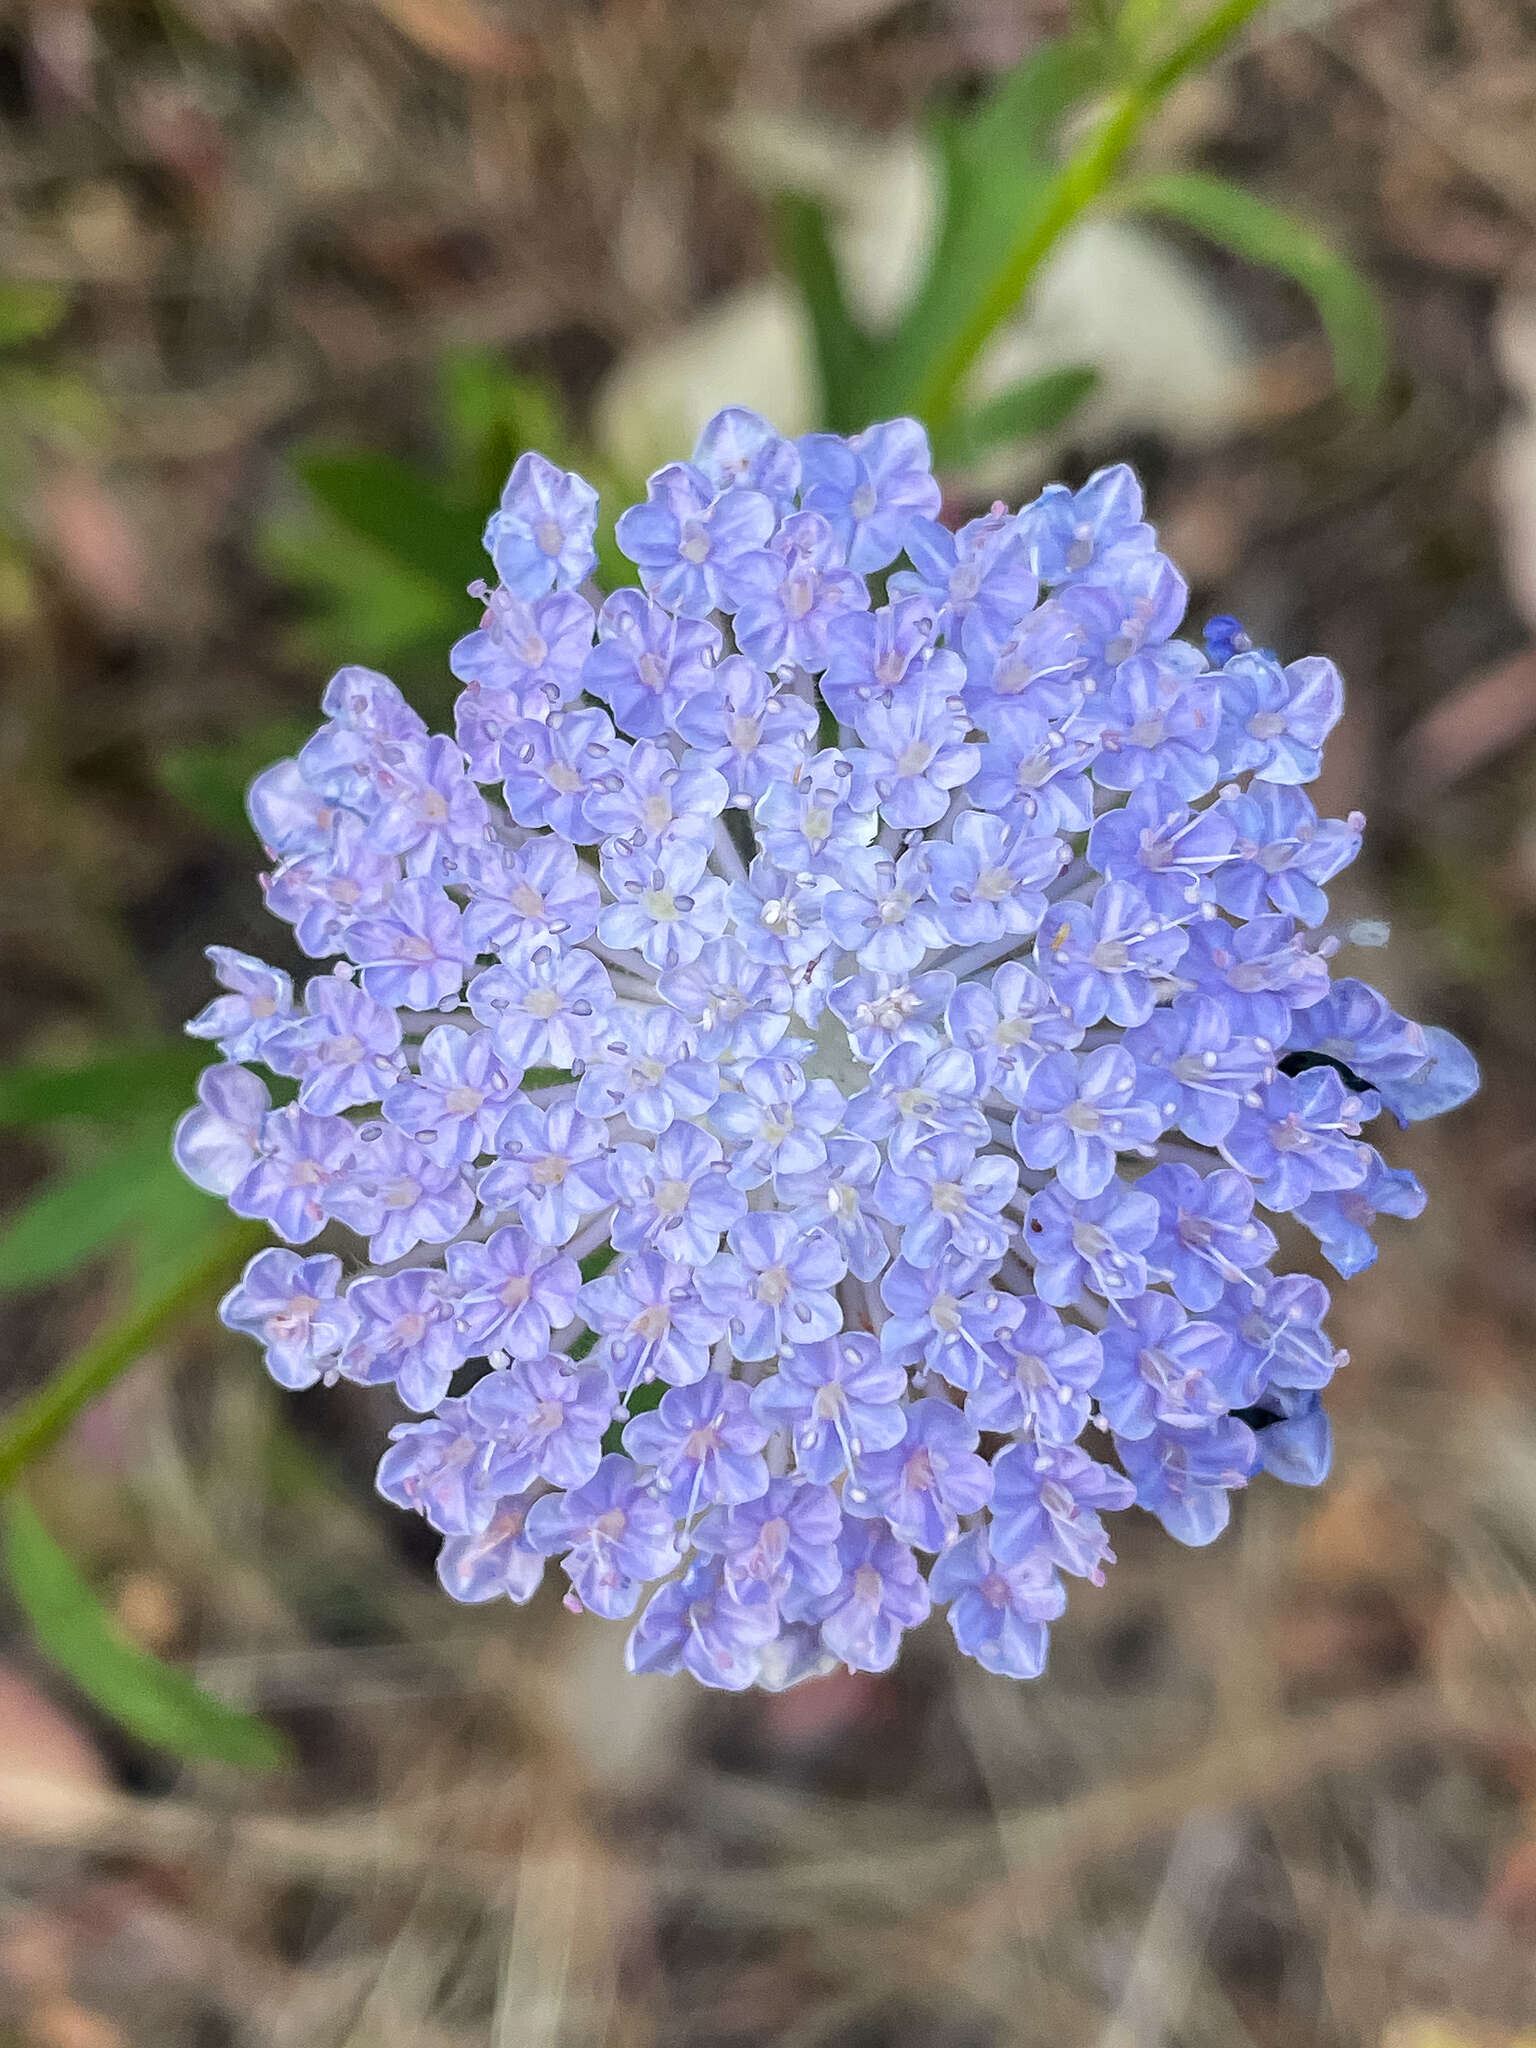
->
[4,1497,288,1771]
[0,1217,266,1493]
[910,0,1273,429]
[1114,169,1389,405]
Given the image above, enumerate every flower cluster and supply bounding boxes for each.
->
[176,410,1477,1691]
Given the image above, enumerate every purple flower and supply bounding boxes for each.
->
[344,877,469,1011]
[964,1296,1103,1441]
[459,838,600,956]
[1296,1150,1426,1276]
[484,451,598,597]
[1036,881,1188,1029]
[693,407,800,510]
[451,586,594,726]
[1095,1290,1242,1438]
[325,1124,475,1264]
[178,412,1476,1691]
[710,1055,845,1190]
[970,705,1099,833]
[173,1063,270,1198]
[499,707,622,841]
[873,1131,1017,1268]
[732,511,869,674]
[582,590,721,738]
[1123,995,1273,1148]
[266,972,404,1114]
[1141,1161,1277,1310]
[579,1253,727,1390]
[1219,1066,1374,1212]
[597,840,729,971]
[926,813,1067,945]
[585,738,727,853]
[830,967,956,1064]
[437,1491,547,1603]
[930,1531,1066,1680]
[626,1557,778,1690]
[265,815,400,960]
[467,944,613,1071]
[694,1477,843,1609]
[607,1123,745,1267]
[576,1004,718,1132]
[377,1401,490,1534]
[752,1332,907,1484]
[1215,649,1343,783]
[779,1133,888,1281]
[673,655,817,806]
[846,1397,991,1550]
[844,1041,985,1160]
[1250,1389,1332,1486]
[755,749,875,870]
[526,1454,682,1617]
[615,463,776,618]
[989,1440,1134,1582]
[228,1102,355,1244]
[345,1268,467,1411]
[1011,1044,1167,1200]
[467,1354,614,1493]
[798,418,941,573]
[478,1099,612,1244]
[1213,1273,1341,1402]
[820,597,954,725]
[381,1023,515,1166]
[945,963,1080,1095]
[366,734,489,877]
[824,848,947,975]
[891,504,1037,642]
[1025,1180,1160,1306]
[1115,1416,1257,1547]
[445,1225,580,1359]
[1018,463,1153,584]
[1210,783,1361,927]
[877,1252,1004,1389]
[811,1517,931,1673]
[622,1372,770,1513]
[1179,914,1331,1044]
[851,680,978,830]
[697,1213,846,1360]
[659,936,793,1063]
[219,1248,356,1390]
[187,947,293,1062]
[961,596,1093,726]
[1093,645,1219,800]
[1087,779,1236,921]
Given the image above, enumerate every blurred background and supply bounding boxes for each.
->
[1,0,1535,2042]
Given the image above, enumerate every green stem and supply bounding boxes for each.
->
[912,0,1273,429]
[0,1219,265,1491]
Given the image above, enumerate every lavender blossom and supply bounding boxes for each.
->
[181,405,1475,1691]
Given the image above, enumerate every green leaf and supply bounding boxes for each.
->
[1116,169,1389,406]
[0,1218,265,1493]
[3,1497,288,1772]
[936,363,1101,465]
[261,499,462,676]
[293,449,485,595]
[158,717,316,840]
[866,35,1106,420]
[0,1128,188,1294]
[0,281,69,348]
[0,1043,210,1129]
[440,352,574,506]
[775,193,875,434]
